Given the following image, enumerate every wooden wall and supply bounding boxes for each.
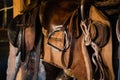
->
[13,0,30,17]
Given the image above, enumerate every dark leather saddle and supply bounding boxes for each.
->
[8,1,41,62]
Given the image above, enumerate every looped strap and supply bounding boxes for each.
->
[80,19,105,79]
[80,20,91,46]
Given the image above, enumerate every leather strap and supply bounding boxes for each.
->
[116,14,120,80]
[116,15,120,42]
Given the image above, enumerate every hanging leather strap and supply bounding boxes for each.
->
[116,15,120,42]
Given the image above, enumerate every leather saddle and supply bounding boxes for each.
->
[41,0,114,79]
[40,0,110,68]
[8,4,41,62]
[40,0,110,52]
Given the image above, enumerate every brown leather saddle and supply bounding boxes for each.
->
[40,0,110,62]
[7,0,116,79]
[40,0,114,79]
